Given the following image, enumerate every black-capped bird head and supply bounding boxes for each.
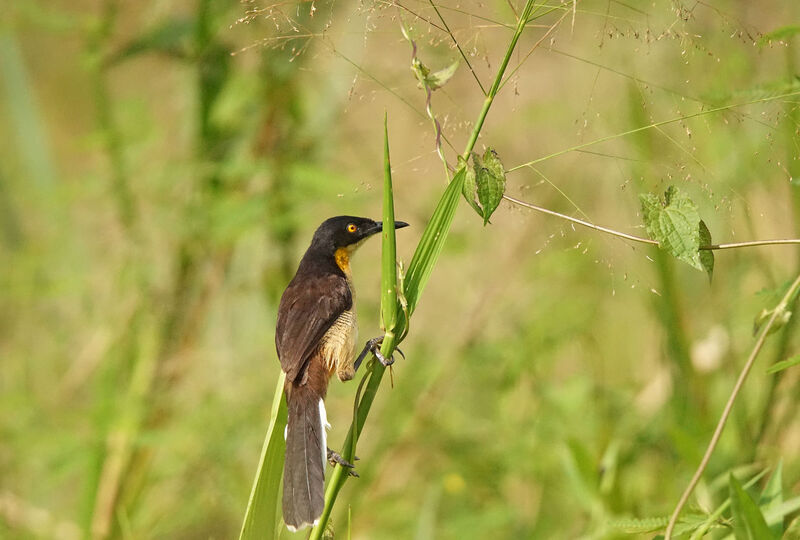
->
[309,215,409,254]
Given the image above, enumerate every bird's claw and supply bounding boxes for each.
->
[354,337,404,371]
[327,448,359,477]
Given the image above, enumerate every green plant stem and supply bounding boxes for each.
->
[665,272,800,539]
[461,0,537,162]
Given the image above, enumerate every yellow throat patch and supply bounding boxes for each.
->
[334,247,352,277]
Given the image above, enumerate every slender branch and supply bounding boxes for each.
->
[426,0,487,95]
[701,239,800,250]
[503,194,800,251]
[503,195,657,244]
[664,272,800,539]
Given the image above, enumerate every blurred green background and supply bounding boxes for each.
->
[2,0,800,538]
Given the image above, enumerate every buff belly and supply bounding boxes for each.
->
[319,310,358,381]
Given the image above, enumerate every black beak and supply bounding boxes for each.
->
[372,220,409,234]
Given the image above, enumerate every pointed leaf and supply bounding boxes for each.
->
[729,473,777,540]
[381,114,400,334]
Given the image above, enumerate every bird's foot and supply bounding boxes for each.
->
[354,337,405,371]
[327,448,359,477]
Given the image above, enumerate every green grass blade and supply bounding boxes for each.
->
[381,113,399,335]
[239,372,288,540]
[403,167,467,315]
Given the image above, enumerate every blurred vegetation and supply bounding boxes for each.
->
[2,0,800,538]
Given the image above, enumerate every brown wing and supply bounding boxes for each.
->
[276,273,352,383]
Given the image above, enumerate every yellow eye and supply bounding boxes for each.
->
[347,223,357,233]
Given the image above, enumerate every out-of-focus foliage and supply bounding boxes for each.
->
[1,0,800,539]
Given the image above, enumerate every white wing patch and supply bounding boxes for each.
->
[319,398,330,467]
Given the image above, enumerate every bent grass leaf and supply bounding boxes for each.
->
[640,186,711,279]
[729,473,776,540]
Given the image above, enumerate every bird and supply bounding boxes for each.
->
[275,215,409,531]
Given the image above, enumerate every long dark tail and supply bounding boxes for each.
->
[282,379,328,531]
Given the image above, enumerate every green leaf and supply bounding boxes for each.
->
[729,473,777,540]
[460,149,507,224]
[767,355,800,374]
[760,461,784,537]
[640,186,710,278]
[460,156,483,217]
[474,148,506,225]
[403,168,467,315]
[381,114,399,335]
[699,220,714,282]
[239,373,288,540]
